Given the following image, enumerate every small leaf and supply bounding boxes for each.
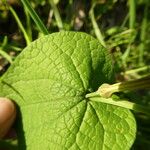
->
[0,32,136,150]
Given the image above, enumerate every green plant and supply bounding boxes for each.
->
[0,31,136,150]
[0,0,150,149]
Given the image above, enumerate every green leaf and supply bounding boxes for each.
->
[0,31,136,150]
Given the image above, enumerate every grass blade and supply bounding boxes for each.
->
[21,0,49,35]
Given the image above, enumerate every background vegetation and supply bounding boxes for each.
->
[0,0,150,149]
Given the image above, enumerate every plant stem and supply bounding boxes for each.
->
[89,4,106,47]
[0,48,12,64]
[49,0,63,30]
[21,0,49,35]
[125,66,150,75]
[98,76,150,98]
[86,91,99,98]
[9,6,31,45]
[139,1,148,65]
[7,45,22,51]
[89,97,150,116]
[24,7,32,41]
[86,75,150,99]
[121,13,129,28]
[122,0,136,64]
[122,43,131,64]
[129,0,136,29]
[122,30,136,65]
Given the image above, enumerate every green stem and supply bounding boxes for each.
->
[122,0,136,64]
[0,48,12,64]
[121,13,129,28]
[86,91,99,98]
[122,43,131,64]
[4,45,22,52]
[89,4,106,47]
[49,0,63,30]
[86,76,150,99]
[122,30,136,65]
[139,1,148,65]
[9,6,31,45]
[24,7,32,41]
[98,76,150,98]
[89,97,150,116]
[125,66,150,75]
[129,0,136,29]
[21,0,49,35]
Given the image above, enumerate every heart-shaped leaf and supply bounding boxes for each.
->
[0,32,136,150]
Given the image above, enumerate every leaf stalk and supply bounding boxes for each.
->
[98,76,150,98]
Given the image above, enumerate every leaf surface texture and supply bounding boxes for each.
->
[0,32,136,150]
